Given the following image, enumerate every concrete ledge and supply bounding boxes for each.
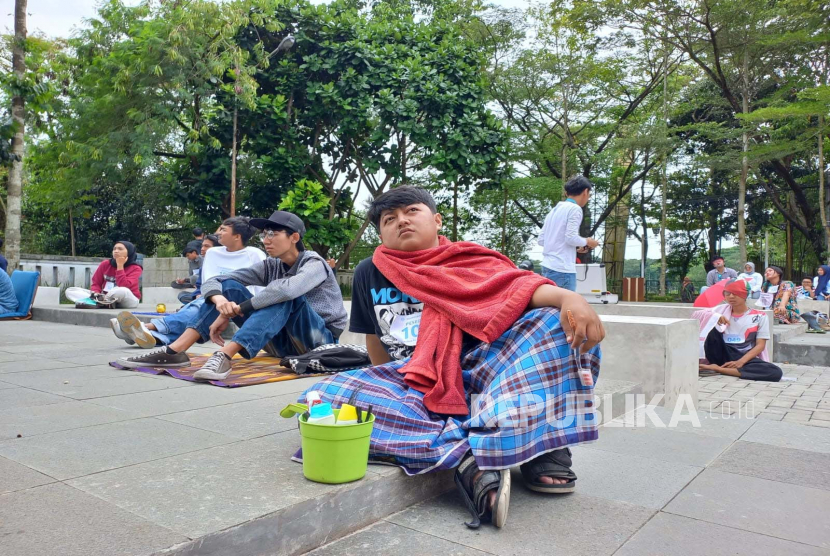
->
[776,333,830,365]
[593,303,776,361]
[599,315,698,409]
[774,322,808,345]
[33,286,60,307]
[798,298,830,315]
[143,287,188,306]
[160,470,452,556]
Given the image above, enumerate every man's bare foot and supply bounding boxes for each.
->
[536,476,570,485]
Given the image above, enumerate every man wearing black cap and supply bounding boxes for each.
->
[117,211,348,380]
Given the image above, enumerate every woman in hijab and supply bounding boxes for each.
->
[760,266,800,324]
[737,262,763,299]
[813,265,830,300]
[65,241,143,308]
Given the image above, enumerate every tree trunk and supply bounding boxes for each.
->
[659,47,668,297]
[561,92,568,201]
[785,220,793,282]
[602,156,632,288]
[229,105,238,217]
[738,49,749,263]
[820,114,829,256]
[69,208,76,257]
[452,181,458,241]
[5,0,27,274]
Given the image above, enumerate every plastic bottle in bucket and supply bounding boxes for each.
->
[306,402,335,425]
[335,404,359,425]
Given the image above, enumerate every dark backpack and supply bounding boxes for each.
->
[281,344,372,375]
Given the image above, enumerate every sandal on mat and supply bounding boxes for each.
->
[520,448,577,494]
[454,452,511,529]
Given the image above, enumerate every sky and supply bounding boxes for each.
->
[10,0,683,262]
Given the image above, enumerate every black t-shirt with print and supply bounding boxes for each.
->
[350,257,423,361]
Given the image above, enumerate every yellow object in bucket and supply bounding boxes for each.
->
[280,403,375,484]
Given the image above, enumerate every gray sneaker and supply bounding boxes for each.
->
[117,348,191,369]
[109,318,135,345]
[192,352,233,381]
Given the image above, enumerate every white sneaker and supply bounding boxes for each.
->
[110,318,135,345]
[192,352,233,381]
[115,311,157,349]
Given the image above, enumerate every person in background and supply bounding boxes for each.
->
[172,245,203,291]
[111,220,265,347]
[65,241,142,308]
[176,234,219,305]
[0,270,18,315]
[813,265,830,300]
[737,262,763,299]
[680,276,696,303]
[537,176,600,291]
[697,280,782,382]
[700,256,738,294]
[796,277,815,300]
[0,237,7,273]
[760,266,800,324]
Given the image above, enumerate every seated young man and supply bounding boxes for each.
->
[112,220,265,347]
[697,279,782,382]
[171,244,203,292]
[297,187,604,529]
[117,211,348,381]
[177,233,220,304]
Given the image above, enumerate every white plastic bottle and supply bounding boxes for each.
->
[306,402,336,425]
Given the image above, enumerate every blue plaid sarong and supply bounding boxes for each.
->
[296,307,600,475]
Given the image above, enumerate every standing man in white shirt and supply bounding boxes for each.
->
[537,176,600,291]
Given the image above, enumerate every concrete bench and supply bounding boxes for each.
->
[142,287,189,307]
[33,286,60,307]
[798,298,830,315]
[592,303,776,362]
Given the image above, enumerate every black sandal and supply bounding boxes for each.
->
[520,448,577,494]
[454,452,511,529]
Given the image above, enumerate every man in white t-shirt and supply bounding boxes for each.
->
[698,279,782,382]
[537,176,599,291]
[110,216,266,347]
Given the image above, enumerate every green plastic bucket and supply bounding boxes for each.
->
[281,403,375,484]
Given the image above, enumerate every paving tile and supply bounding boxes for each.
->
[86,382,263,418]
[68,433,336,538]
[710,440,830,492]
[0,455,56,494]
[612,405,755,440]
[0,483,187,556]
[569,445,702,509]
[0,380,20,390]
[0,364,131,388]
[0,387,70,409]
[784,413,813,423]
[23,372,195,400]
[756,412,784,421]
[615,511,830,556]
[0,357,84,374]
[0,417,234,480]
[0,400,142,441]
[156,394,300,439]
[389,483,655,556]
[589,425,732,467]
[665,469,830,548]
[309,520,490,556]
[244,376,320,398]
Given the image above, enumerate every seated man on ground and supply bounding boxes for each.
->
[171,244,203,292]
[795,277,815,300]
[0,270,19,315]
[117,210,347,381]
[700,255,738,294]
[697,280,782,382]
[297,187,604,529]
[111,220,265,347]
[176,233,219,305]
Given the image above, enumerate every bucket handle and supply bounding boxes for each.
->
[279,403,309,419]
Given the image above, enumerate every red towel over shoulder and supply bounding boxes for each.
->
[373,236,553,415]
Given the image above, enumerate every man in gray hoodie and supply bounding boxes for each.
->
[117,211,348,380]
